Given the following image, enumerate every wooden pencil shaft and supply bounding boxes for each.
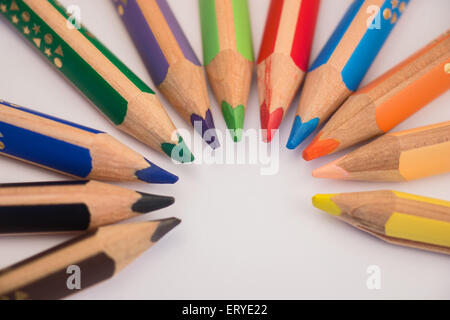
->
[0,218,180,299]
[0,180,174,233]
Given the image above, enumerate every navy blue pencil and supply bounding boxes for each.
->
[0,100,178,184]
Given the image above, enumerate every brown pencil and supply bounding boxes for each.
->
[0,218,180,300]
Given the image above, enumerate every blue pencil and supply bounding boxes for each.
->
[0,100,178,184]
[287,0,409,149]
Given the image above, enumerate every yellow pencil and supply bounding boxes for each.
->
[313,191,450,255]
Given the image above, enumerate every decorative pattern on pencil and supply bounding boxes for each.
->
[0,180,175,234]
[0,218,181,300]
[199,0,254,142]
[313,121,450,182]
[287,0,409,149]
[304,30,450,160]
[313,191,450,255]
[0,100,178,184]
[113,0,219,149]
[0,0,193,163]
[257,0,320,142]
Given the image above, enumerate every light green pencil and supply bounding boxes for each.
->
[199,0,254,142]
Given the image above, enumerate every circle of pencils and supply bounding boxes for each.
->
[0,0,448,300]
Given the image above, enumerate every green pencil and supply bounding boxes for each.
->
[199,0,254,142]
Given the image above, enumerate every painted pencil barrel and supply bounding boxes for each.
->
[0,0,191,161]
[257,0,320,142]
[288,0,409,149]
[0,180,175,234]
[303,30,450,160]
[0,218,180,299]
[313,191,450,254]
[199,0,254,141]
[313,121,450,181]
[113,0,219,149]
[0,100,178,184]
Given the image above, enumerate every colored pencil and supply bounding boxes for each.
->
[304,31,450,160]
[313,191,450,255]
[0,100,178,184]
[199,0,254,142]
[0,180,175,234]
[257,0,320,142]
[0,0,193,163]
[287,0,409,149]
[0,218,180,300]
[113,0,219,149]
[313,121,450,182]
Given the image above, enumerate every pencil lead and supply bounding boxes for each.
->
[222,102,245,142]
[162,136,195,164]
[132,192,175,213]
[312,157,348,180]
[303,133,340,160]
[136,160,179,184]
[151,217,181,242]
[191,109,220,149]
[286,116,319,149]
[260,102,283,142]
[312,194,341,216]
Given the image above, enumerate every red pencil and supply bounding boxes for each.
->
[257,0,320,142]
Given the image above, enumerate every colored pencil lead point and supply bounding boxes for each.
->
[312,158,348,180]
[303,133,340,160]
[132,192,175,213]
[221,102,245,142]
[162,136,195,164]
[136,159,179,184]
[191,109,220,149]
[151,217,182,242]
[312,194,341,216]
[260,102,283,142]
[286,116,319,149]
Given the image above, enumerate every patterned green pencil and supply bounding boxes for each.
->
[199,0,254,142]
[0,0,193,162]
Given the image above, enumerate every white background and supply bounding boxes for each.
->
[0,0,449,299]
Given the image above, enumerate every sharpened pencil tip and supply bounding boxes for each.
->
[260,102,283,143]
[303,134,340,160]
[136,159,179,184]
[312,158,348,179]
[312,194,341,216]
[191,109,220,149]
[151,217,181,242]
[162,136,195,164]
[221,102,245,142]
[132,192,175,213]
[286,116,319,149]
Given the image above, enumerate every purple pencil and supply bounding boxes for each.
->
[113,0,219,149]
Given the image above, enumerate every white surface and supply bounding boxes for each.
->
[0,0,449,299]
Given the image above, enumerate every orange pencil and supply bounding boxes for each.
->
[304,31,450,160]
